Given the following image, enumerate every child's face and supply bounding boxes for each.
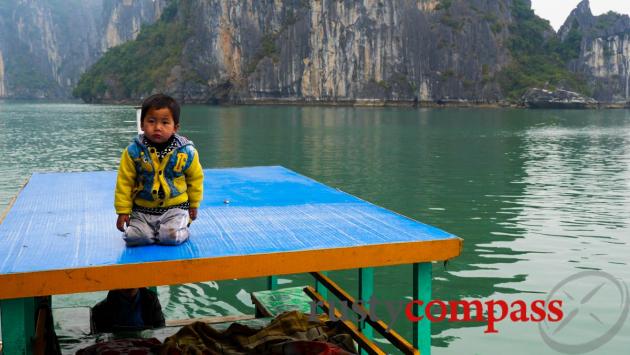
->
[142,107,179,144]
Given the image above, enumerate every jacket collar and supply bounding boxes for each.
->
[133,133,192,149]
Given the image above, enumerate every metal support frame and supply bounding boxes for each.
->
[304,286,385,355]
[413,262,432,355]
[0,266,432,355]
[315,271,328,298]
[359,267,374,355]
[0,297,37,355]
[315,271,328,312]
[267,275,278,290]
[310,271,417,355]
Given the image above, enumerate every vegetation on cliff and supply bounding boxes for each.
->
[73,1,188,102]
[497,0,588,100]
[72,0,602,104]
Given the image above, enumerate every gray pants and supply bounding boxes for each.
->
[123,208,190,246]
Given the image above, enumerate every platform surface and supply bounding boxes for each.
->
[0,166,461,299]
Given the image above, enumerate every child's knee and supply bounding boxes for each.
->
[123,235,155,246]
[157,226,189,245]
[123,228,156,246]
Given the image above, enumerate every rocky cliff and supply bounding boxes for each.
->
[0,0,164,99]
[6,0,630,104]
[186,0,515,103]
[521,87,597,108]
[560,0,630,102]
[101,0,166,50]
[77,0,524,104]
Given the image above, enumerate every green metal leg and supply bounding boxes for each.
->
[267,276,278,290]
[413,263,432,355]
[0,298,37,355]
[359,267,374,355]
[315,271,328,312]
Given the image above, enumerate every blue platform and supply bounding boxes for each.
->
[0,166,462,355]
[0,166,457,276]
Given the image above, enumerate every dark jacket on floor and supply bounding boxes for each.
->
[91,288,165,333]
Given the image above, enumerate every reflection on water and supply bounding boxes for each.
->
[0,102,629,354]
[0,102,133,205]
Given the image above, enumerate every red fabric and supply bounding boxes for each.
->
[76,338,161,355]
[273,340,355,355]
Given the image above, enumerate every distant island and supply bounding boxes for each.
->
[1,0,629,108]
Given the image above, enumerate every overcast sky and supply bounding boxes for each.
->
[530,0,630,31]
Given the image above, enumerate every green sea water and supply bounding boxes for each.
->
[0,101,629,354]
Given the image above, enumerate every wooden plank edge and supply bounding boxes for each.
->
[33,307,47,355]
[304,286,385,355]
[165,314,255,327]
[0,177,30,224]
[311,272,418,355]
[0,238,462,300]
[250,295,273,317]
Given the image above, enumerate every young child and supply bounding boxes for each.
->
[115,94,203,246]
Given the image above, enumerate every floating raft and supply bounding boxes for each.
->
[0,166,462,355]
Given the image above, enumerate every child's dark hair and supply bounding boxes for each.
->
[141,94,180,125]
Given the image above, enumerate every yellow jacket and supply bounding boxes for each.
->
[115,134,203,215]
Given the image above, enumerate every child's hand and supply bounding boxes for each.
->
[189,208,198,221]
[117,214,130,232]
